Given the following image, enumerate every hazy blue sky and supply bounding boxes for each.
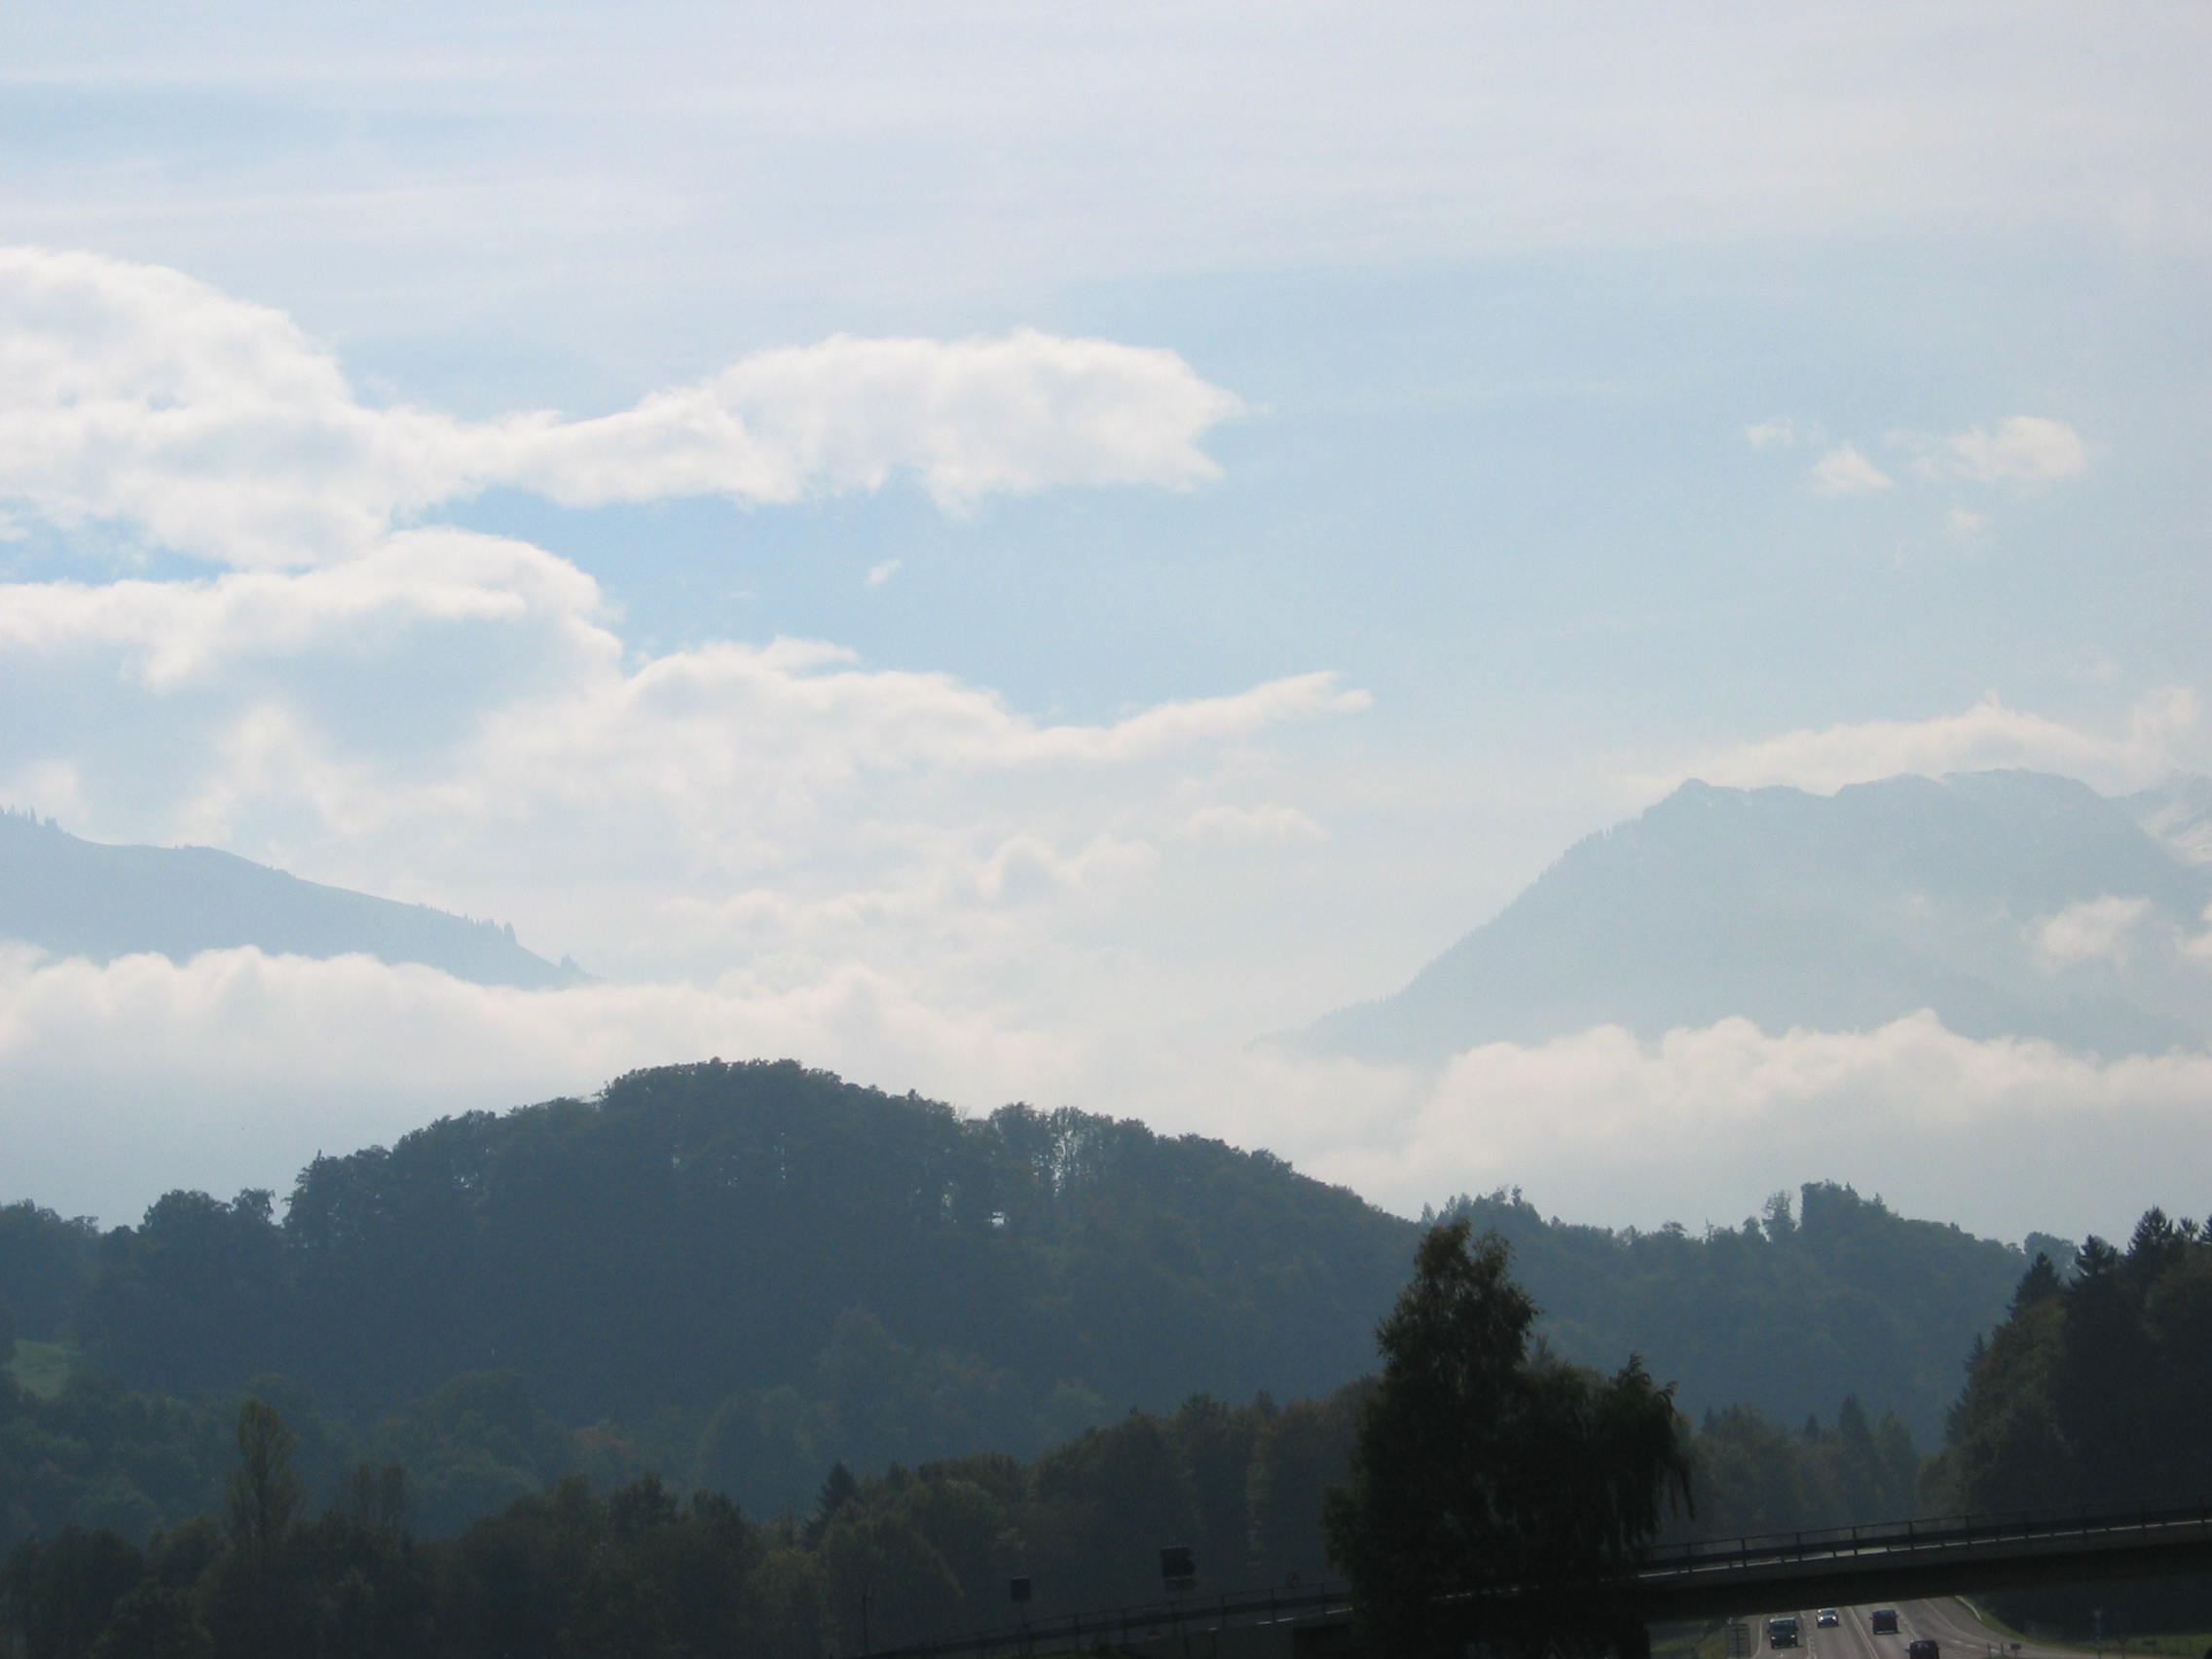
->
[3,2,2209,1238]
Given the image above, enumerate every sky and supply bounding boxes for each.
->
[2,1,2210,1243]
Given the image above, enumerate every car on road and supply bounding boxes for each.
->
[1768,1617,1801,1649]
[1817,1611,1840,1628]
[1907,1641,1939,1659]
[1871,1610,1900,1635]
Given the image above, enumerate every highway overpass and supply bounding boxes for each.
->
[865,1500,2212,1659]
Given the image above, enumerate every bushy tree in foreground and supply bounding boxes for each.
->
[1325,1221,1689,1659]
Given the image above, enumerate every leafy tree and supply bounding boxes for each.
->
[203,1399,308,1659]
[1324,1222,1688,1659]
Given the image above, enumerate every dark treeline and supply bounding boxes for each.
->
[1674,1395,1920,1540]
[1930,1206,2212,1636]
[5,1322,1933,1657]
[1,1383,1376,1659]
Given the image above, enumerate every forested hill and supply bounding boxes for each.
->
[6,1061,2035,1479]
[0,806,579,987]
[84,1060,1417,1437]
[1449,1183,2045,1445]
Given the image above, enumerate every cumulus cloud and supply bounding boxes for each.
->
[1807,442,1894,496]
[0,247,1242,568]
[1649,686,2206,799]
[0,524,1369,988]
[1898,416,2090,486]
[2031,896,2155,968]
[1773,414,2090,510]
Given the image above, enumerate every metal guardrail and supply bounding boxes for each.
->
[1641,1497,2212,1580]
[866,1499,2212,1659]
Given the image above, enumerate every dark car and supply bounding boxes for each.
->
[1907,1641,1939,1659]
[1871,1610,1900,1635]
[1817,1611,1840,1629]
[1768,1617,1801,1649]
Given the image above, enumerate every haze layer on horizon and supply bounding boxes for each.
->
[3,2,2209,1244]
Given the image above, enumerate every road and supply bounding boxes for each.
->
[1732,1600,2087,1659]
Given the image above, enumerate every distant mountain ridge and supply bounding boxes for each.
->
[0,808,581,988]
[1302,768,2212,1063]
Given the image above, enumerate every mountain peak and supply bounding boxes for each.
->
[1300,768,2212,1064]
[0,813,583,989]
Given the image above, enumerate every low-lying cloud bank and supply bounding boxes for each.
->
[4,944,2202,1246]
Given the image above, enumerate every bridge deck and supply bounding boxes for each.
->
[866,1500,2212,1659]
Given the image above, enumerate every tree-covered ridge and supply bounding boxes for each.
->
[89,1059,1416,1445]
[1439,1182,2039,1443]
[4,1059,2052,1514]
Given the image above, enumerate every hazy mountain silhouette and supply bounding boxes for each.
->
[2121,773,2212,866]
[1301,769,2212,1062]
[0,809,581,988]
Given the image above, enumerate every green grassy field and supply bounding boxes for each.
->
[1651,1618,1732,1659]
[5,1338,75,1399]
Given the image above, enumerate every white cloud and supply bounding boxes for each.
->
[1899,416,2090,487]
[0,945,1071,1224]
[1295,1014,2212,1242]
[0,247,1242,568]
[866,558,903,588]
[2031,896,2155,968]
[1651,686,2206,799]
[1780,416,2089,511]
[0,526,1369,982]
[1807,442,1894,497]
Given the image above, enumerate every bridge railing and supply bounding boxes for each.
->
[1643,1496,2212,1577]
[866,1498,2212,1659]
